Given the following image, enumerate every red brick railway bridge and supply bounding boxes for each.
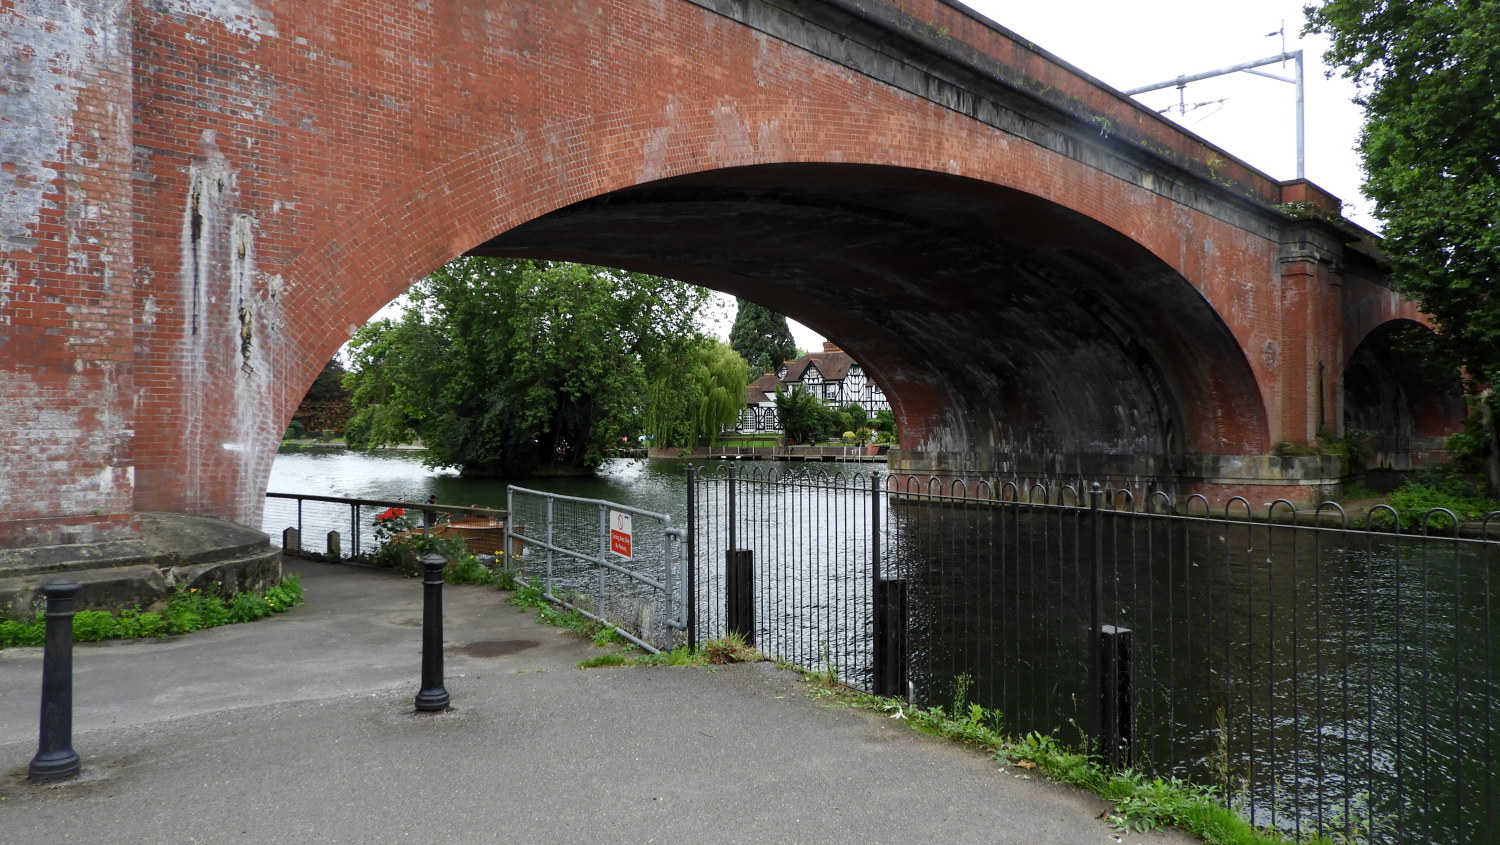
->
[0,0,1463,566]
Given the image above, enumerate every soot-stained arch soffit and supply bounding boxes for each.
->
[468,163,1268,456]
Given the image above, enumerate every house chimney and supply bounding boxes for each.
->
[822,341,842,353]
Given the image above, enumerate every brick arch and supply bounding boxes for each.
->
[8,0,1406,546]
[268,106,1271,462]
[473,162,1272,458]
[281,95,1275,349]
[1342,320,1465,469]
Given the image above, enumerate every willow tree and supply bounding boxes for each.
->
[344,258,711,476]
[644,340,748,448]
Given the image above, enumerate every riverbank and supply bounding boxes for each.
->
[278,439,426,454]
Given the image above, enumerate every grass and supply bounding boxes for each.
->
[0,576,305,649]
[506,582,764,669]
[819,683,1357,845]
[704,436,781,449]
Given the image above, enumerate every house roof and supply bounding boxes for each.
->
[745,372,783,405]
[781,342,856,383]
[745,343,886,412]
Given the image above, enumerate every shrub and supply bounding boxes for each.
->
[117,608,170,638]
[264,575,304,612]
[0,617,44,648]
[1,575,305,649]
[444,554,497,586]
[369,521,466,578]
[162,584,231,634]
[1318,428,1373,472]
[493,565,518,591]
[73,610,122,642]
[1373,479,1500,530]
[227,592,272,623]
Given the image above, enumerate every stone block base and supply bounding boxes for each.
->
[0,513,280,617]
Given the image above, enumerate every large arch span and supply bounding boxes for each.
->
[468,163,1266,468]
[0,0,1454,550]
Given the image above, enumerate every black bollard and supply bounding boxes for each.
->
[872,578,907,698]
[414,553,451,712]
[29,578,82,781]
[1097,624,1133,770]
[725,548,755,646]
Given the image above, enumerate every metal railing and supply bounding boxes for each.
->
[691,465,1500,844]
[263,492,506,558]
[505,486,688,653]
[691,464,888,688]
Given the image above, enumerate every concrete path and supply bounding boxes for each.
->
[0,560,1192,844]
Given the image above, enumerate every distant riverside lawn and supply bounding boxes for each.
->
[0,577,305,649]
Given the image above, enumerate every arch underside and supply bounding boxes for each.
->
[468,164,1268,470]
[1344,321,1465,470]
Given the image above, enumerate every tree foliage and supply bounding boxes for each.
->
[290,358,354,435]
[343,258,711,476]
[774,384,830,445]
[643,340,749,448]
[728,298,798,378]
[1307,0,1500,383]
[1307,0,1500,490]
[830,402,870,438]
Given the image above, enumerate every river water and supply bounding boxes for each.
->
[267,450,692,516]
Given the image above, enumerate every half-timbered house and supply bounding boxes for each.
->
[738,343,890,434]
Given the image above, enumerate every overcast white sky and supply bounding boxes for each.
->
[962,0,1366,217]
[770,0,1371,351]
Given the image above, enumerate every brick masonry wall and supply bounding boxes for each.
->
[1,0,138,546]
[1,0,1434,544]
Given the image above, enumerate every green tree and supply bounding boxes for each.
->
[774,384,829,445]
[833,402,869,436]
[343,258,711,476]
[728,298,797,377]
[1307,0,1500,487]
[290,358,354,435]
[643,340,749,448]
[872,409,898,443]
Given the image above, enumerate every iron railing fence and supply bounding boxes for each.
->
[505,486,688,653]
[691,466,1499,845]
[263,492,507,558]
[690,464,888,689]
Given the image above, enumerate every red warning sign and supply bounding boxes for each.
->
[609,510,632,559]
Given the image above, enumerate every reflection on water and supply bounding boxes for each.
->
[894,502,1500,844]
[267,450,692,517]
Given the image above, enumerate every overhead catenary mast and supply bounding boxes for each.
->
[1123,25,1305,180]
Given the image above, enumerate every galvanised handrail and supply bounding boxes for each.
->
[505,486,688,654]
